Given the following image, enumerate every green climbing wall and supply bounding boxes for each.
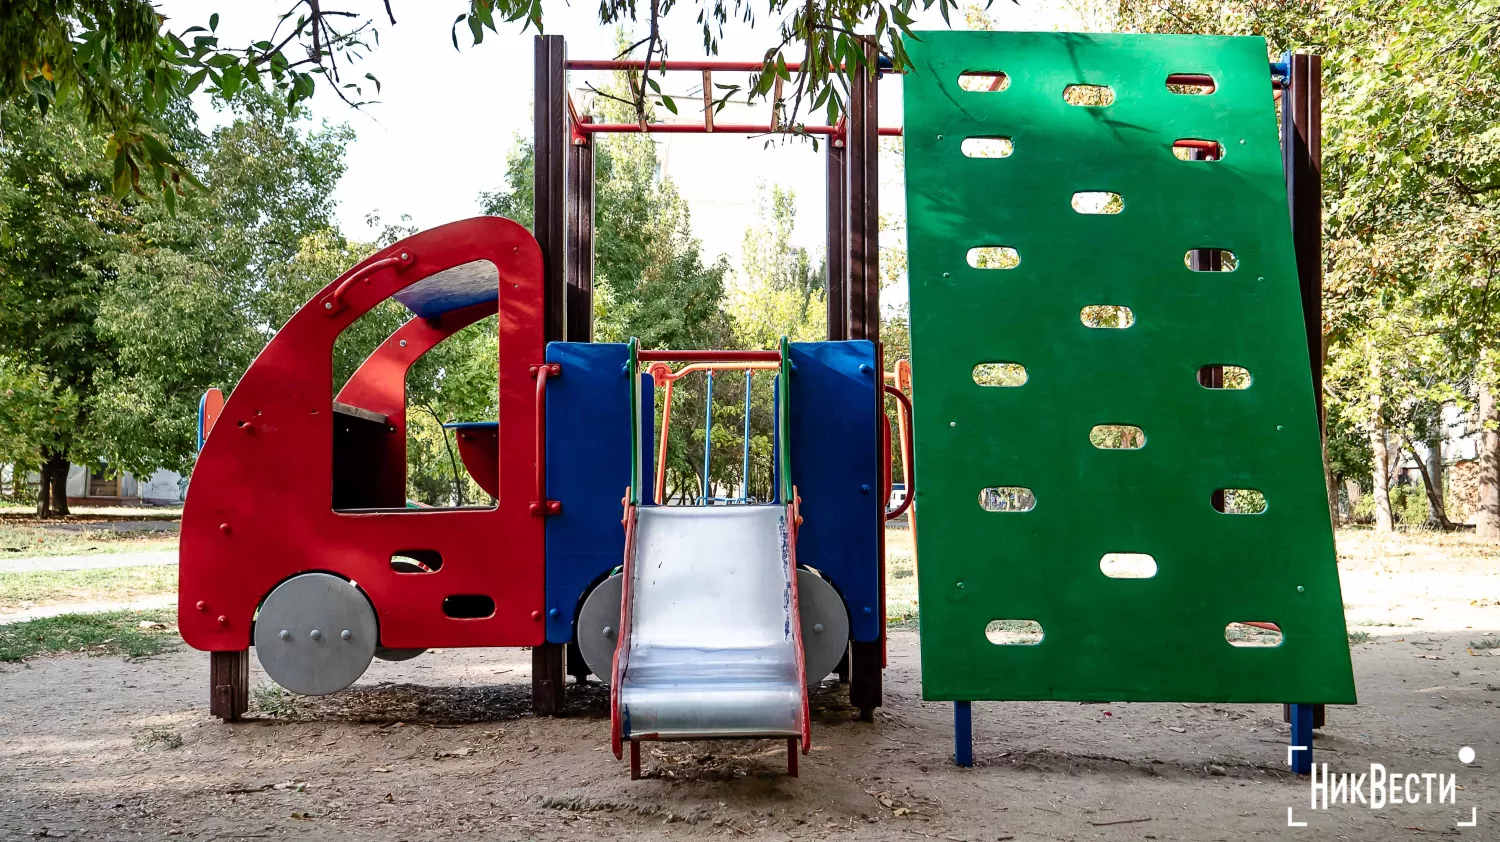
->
[903,31,1356,704]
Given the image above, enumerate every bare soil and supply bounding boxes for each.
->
[2,528,1499,841]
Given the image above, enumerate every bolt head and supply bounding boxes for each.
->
[603,626,615,638]
[324,302,333,310]
[860,484,871,494]
[196,601,207,611]
[863,606,873,615]
[310,629,322,640]
[813,623,825,634]
[279,629,291,641]
[217,615,228,626]
[341,629,352,640]
[399,339,408,347]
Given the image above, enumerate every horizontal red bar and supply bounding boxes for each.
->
[567,59,805,72]
[637,349,782,363]
[579,122,902,137]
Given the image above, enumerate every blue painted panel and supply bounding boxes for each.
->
[392,261,499,318]
[545,342,634,643]
[788,341,882,641]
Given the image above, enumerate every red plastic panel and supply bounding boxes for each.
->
[179,217,547,651]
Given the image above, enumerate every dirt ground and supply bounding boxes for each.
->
[3,528,1499,841]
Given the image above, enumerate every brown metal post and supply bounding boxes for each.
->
[843,36,884,721]
[533,33,569,714]
[566,115,595,342]
[1281,52,1328,732]
[209,650,248,721]
[844,36,881,345]
[534,34,569,346]
[827,139,848,340]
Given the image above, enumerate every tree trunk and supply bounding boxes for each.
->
[35,458,52,519]
[1402,434,1453,531]
[1478,380,1500,539]
[1369,373,1394,532]
[1323,439,1340,528]
[1343,477,1362,518]
[47,452,70,517]
[1426,423,1445,527]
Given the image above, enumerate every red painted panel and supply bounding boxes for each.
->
[179,217,547,651]
[454,428,501,498]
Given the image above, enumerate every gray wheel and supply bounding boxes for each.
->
[797,569,850,682]
[572,568,849,684]
[575,573,624,680]
[253,572,378,696]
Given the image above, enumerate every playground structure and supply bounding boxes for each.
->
[179,31,1353,779]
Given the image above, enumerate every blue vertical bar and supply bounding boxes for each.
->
[740,369,753,503]
[771,375,781,504]
[1289,703,1314,775]
[954,701,973,767]
[639,373,655,506]
[701,370,715,504]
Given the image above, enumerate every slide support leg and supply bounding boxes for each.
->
[1289,703,1315,775]
[629,740,642,780]
[788,738,799,777]
[954,701,973,767]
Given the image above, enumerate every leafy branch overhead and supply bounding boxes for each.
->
[4,0,965,204]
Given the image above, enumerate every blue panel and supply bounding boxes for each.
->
[788,341,882,641]
[545,342,634,643]
[442,421,497,432]
[392,261,499,318]
[639,373,656,506]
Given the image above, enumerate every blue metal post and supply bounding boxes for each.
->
[954,702,973,767]
[1289,703,1314,775]
[700,370,715,504]
[740,369,753,502]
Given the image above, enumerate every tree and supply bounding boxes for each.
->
[4,0,957,201]
[0,102,135,515]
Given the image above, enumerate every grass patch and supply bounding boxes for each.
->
[0,608,180,662]
[1348,630,1372,645]
[0,521,177,558]
[885,524,919,627]
[253,682,300,718]
[0,565,178,612]
[1470,637,1500,651]
[134,725,183,750]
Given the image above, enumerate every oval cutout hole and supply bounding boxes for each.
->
[1081,306,1134,328]
[986,619,1044,645]
[961,137,1014,158]
[958,71,1010,92]
[967,246,1020,269]
[391,550,443,573]
[1185,249,1239,271]
[1198,365,1252,389]
[973,363,1028,387]
[1167,74,1216,94]
[1063,84,1115,106]
[1173,139,1224,160]
[442,594,495,619]
[1226,622,1283,647]
[1072,191,1122,214]
[1090,425,1146,449]
[1216,489,1267,514]
[1100,553,1157,579]
[979,486,1035,512]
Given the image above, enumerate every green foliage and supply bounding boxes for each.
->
[0,608,179,662]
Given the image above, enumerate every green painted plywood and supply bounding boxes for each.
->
[902,31,1356,704]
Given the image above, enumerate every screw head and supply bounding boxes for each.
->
[196,601,207,612]
[860,484,871,494]
[341,629,352,640]
[279,629,291,641]
[1297,585,1305,593]
[400,251,410,260]
[324,302,333,310]
[310,629,322,640]
[603,626,615,638]
[859,363,872,374]
[863,606,873,615]
[399,339,408,347]
[548,608,560,618]
[217,615,228,626]
[220,523,231,535]
[813,623,825,634]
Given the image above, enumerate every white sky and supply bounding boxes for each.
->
[157,1,1099,297]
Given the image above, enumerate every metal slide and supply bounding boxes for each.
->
[611,504,810,776]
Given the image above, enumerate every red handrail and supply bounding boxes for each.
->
[322,250,414,314]
[884,384,915,521]
[530,364,561,516]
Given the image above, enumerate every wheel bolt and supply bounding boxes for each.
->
[813,623,825,634]
[310,629,322,640]
[340,629,352,640]
[279,629,291,641]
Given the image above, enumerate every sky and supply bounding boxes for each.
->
[156,1,1097,291]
